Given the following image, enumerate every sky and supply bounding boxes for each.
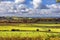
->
[0,0,56,4]
[0,0,60,18]
[0,0,56,8]
[42,0,56,5]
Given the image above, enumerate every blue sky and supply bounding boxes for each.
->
[1,0,56,5]
[42,0,56,5]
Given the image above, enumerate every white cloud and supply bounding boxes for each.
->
[46,4,60,9]
[33,0,42,8]
[0,2,15,12]
[46,3,60,15]
[1,1,12,3]
[15,0,25,3]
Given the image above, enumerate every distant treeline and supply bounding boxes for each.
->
[0,17,60,23]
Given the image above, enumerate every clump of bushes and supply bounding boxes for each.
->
[11,29,20,31]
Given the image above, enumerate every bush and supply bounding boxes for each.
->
[11,29,20,31]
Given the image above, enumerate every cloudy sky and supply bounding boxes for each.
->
[1,0,56,4]
[0,0,56,8]
[1,0,56,8]
[0,0,60,18]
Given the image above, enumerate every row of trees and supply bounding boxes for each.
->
[0,17,60,23]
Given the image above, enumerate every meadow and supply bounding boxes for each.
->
[0,23,60,40]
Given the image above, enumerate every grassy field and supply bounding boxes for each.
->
[0,31,60,40]
[0,23,60,32]
[0,23,60,26]
[0,23,60,40]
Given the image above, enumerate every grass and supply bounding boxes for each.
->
[0,26,60,32]
[0,23,60,32]
[0,31,60,40]
[0,23,60,40]
[0,23,60,26]
[0,31,59,37]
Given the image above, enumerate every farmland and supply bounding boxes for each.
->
[0,17,60,40]
[0,23,60,40]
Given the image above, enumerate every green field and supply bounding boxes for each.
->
[0,31,59,37]
[0,23,60,32]
[0,23,60,40]
[0,31,60,40]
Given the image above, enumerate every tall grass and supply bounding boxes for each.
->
[0,31,60,40]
